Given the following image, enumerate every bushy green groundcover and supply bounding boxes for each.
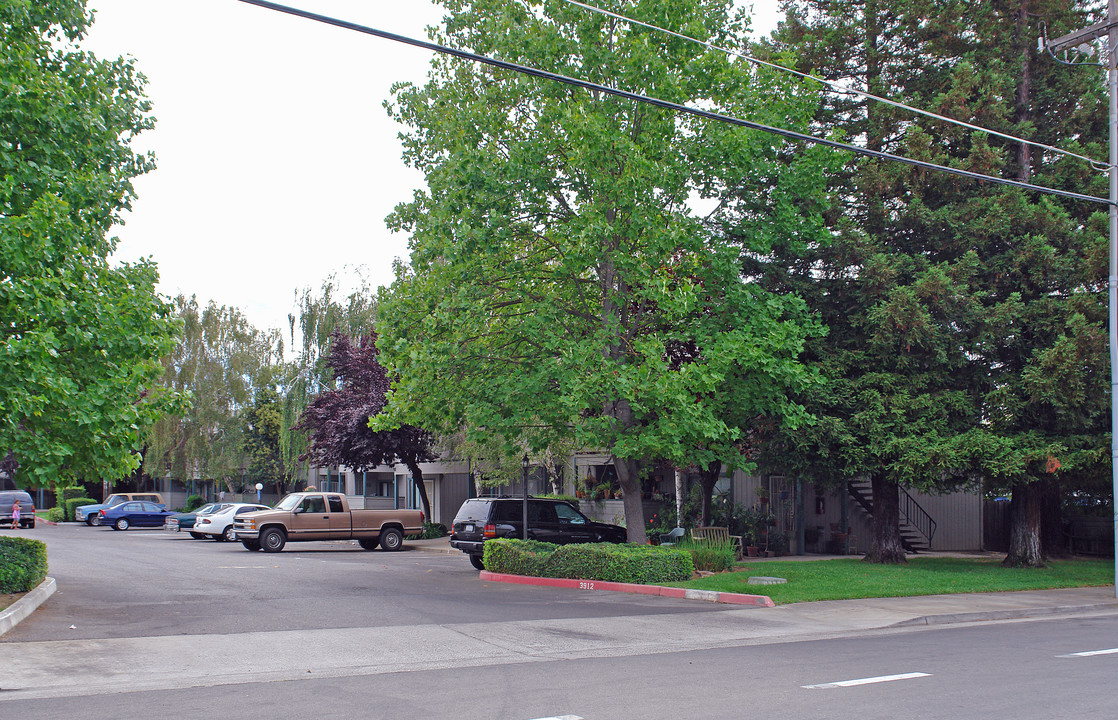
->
[484,539,694,584]
[0,536,48,593]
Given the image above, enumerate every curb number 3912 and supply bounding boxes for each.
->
[579,581,595,590]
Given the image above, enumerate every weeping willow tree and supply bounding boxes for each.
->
[145,295,282,495]
[278,271,378,491]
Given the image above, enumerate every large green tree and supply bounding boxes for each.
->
[0,0,182,489]
[765,0,1107,564]
[375,0,837,542]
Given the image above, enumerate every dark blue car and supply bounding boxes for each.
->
[100,501,174,531]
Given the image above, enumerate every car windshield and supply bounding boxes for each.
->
[274,494,303,511]
[198,504,230,515]
[105,495,128,506]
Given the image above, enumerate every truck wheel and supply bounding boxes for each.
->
[379,527,404,551]
[114,518,129,531]
[241,539,262,551]
[358,538,379,551]
[260,527,286,553]
[84,516,95,526]
[90,515,101,526]
[469,554,485,570]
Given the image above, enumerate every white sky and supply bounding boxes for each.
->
[84,1,782,335]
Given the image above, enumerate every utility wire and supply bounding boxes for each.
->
[560,0,1109,172]
[236,0,1110,207]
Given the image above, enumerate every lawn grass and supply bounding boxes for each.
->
[668,557,1115,605]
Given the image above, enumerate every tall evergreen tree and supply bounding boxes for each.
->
[765,0,1107,564]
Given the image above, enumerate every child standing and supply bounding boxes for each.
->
[11,499,20,529]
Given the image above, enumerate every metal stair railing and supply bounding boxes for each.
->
[846,480,937,550]
[899,485,936,548]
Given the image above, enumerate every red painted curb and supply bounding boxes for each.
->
[479,571,774,607]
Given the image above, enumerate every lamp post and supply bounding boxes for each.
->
[522,454,530,540]
[1040,0,1118,597]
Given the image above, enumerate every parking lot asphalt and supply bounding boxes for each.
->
[4,530,1117,641]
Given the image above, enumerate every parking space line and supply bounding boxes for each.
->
[803,672,931,689]
[1058,647,1118,658]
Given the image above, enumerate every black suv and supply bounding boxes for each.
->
[450,497,627,570]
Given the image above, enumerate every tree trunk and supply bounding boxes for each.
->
[697,461,722,527]
[864,474,907,564]
[613,456,646,543]
[403,460,432,523]
[1004,481,1045,567]
[675,469,685,527]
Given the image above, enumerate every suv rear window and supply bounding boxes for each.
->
[453,499,493,524]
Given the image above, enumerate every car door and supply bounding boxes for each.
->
[117,502,141,525]
[325,495,351,538]
[526,501,560,543]
[294,494,330,540]
[135,502,157,526]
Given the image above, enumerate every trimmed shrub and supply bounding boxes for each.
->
[184,495,206,512]
[46,507,65,523]
[484,539,557,577]
[64,497,96,522]
[544,543,694,584]
[0,537,48,593]
[485,539,693,584]
[683,540,736,573]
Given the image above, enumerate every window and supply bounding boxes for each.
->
[362,473,395,497]
[302,496,326,514]
[328,496,344,513]
[555,503,586,525]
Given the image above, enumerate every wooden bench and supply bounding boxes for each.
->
[690,526,743,560]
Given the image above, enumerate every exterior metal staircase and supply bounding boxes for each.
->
[847,479,936,553]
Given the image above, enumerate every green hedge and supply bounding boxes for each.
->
[184,495,206,512]
[485,539,694,584]
[0,536,48,593]
[64,497,96,522]
[46,507,65,523]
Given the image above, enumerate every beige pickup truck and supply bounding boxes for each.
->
[234,491,424,553]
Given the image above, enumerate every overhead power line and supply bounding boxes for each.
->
[560,0,1109,172]
[237,0,1110,207]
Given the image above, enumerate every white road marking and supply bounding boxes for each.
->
[526,716,583,720]
[1058,647,1118,658]
[803,672,931,689]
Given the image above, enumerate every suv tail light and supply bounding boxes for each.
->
[484,523,497,538]
[420,511,425,525]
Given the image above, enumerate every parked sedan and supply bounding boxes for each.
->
[193,503,270,542]
[164,503,230,539]
[100,501,176,531]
